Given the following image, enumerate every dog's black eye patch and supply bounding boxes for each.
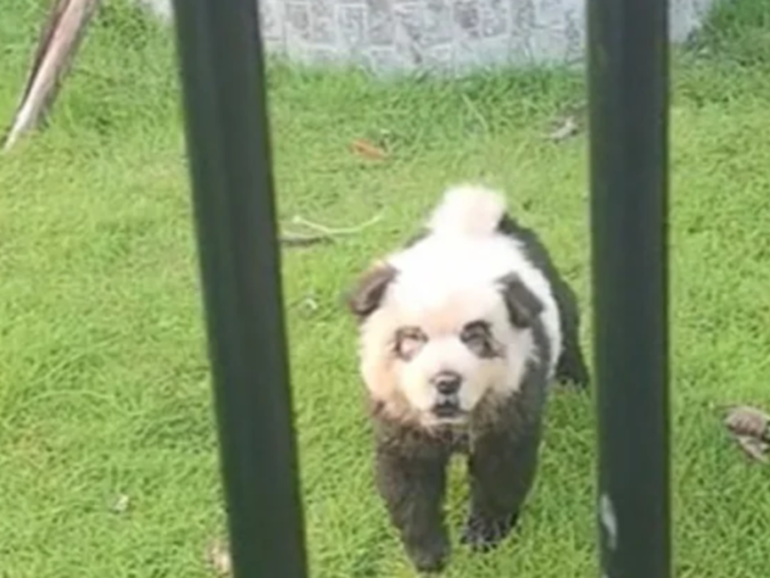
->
[394,326,428,361]
[460,320,499,358]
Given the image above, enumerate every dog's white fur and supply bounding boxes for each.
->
[358,184,562,426]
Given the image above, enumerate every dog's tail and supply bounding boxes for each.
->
[427,184,507,237]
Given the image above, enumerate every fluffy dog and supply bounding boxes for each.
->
[346,185,589,572]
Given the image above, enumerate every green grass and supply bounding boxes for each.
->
[2,0,770,576]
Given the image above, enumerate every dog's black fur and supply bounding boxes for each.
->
[348,211,589,573]
[496,214,590,389]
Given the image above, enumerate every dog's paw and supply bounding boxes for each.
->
[460,512,518,552]
[405,534,450,574]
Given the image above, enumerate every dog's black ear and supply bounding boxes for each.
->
[498,272,544,328]
[346,263,398,320]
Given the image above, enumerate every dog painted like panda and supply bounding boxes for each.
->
[346,185,589,572]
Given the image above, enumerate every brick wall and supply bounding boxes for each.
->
[137,0,722,76]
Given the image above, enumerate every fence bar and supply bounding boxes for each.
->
[170,0,309,577]
[587,0,671,576]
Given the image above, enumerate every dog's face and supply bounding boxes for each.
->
[348,240,542,426]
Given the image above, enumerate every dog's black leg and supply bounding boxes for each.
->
[553,280,591,390]
[462,421,541,552]
[556,328,590,390]
[375,442,450,573]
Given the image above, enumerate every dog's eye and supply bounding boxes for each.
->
[460,320,497,357]
[394,326,427,361]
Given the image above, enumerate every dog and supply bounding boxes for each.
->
[346,184,589,572]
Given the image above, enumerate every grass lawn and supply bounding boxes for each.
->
[2,0,770,576]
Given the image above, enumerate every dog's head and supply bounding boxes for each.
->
[347,235,542,426]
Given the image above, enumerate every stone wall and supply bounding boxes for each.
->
[138,0,722,76]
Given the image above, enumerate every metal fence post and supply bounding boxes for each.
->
[169,0,309,576]
[587,0,672,576]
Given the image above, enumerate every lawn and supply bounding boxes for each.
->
[1,0,770,577]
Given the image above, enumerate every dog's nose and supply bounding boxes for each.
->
[432,372,461,395]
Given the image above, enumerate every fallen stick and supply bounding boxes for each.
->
[3,0,101,151]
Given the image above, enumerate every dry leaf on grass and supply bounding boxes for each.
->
[735,435,769,463]
[301,296,319,312]
[206,539,232,576]
[724,405,770,463]
[351,139,388,161]
[545,101,586,142]
[110,494,130,514]
[547,116,580,142]
[725,405,770,439]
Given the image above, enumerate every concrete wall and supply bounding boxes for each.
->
[138,0,721,76]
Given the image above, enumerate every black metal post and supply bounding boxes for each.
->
[587,0,671,577]
[170,1,308,577]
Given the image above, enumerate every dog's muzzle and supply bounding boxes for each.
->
[431,371,464,418]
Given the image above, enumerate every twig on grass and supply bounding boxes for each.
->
[279,213,382,248]
[279,233,335,247]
